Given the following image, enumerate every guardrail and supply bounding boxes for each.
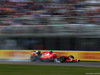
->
[0,25,77,35]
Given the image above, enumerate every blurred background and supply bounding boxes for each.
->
[0,0,100,51]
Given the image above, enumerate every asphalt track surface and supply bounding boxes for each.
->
[0,60,100,67]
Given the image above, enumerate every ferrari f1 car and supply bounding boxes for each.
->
[30,51,80,63]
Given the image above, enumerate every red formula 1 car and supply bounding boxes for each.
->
[30,51,80,63]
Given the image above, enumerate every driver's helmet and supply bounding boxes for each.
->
[50,51,53,54]
[36,51,41,55]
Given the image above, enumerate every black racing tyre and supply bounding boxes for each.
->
[59,56,66,63]
[69,55,74,59]
[77,59,80,62]
[30,55,37,62]
[37,51,41,55]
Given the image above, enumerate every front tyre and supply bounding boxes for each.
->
[77,59,80,62]
[59,56,66,63]
[30,55,37,62]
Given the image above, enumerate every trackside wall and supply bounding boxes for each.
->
[0,50,100,61]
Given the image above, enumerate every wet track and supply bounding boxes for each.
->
[0,60,100,67]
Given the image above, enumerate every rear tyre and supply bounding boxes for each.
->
[59,56,66,63]
[30,55,37,62]
[69,55,74,59]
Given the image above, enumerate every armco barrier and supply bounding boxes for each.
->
[0,50,100,61]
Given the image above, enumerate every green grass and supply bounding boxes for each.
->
[0,64,100,75]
